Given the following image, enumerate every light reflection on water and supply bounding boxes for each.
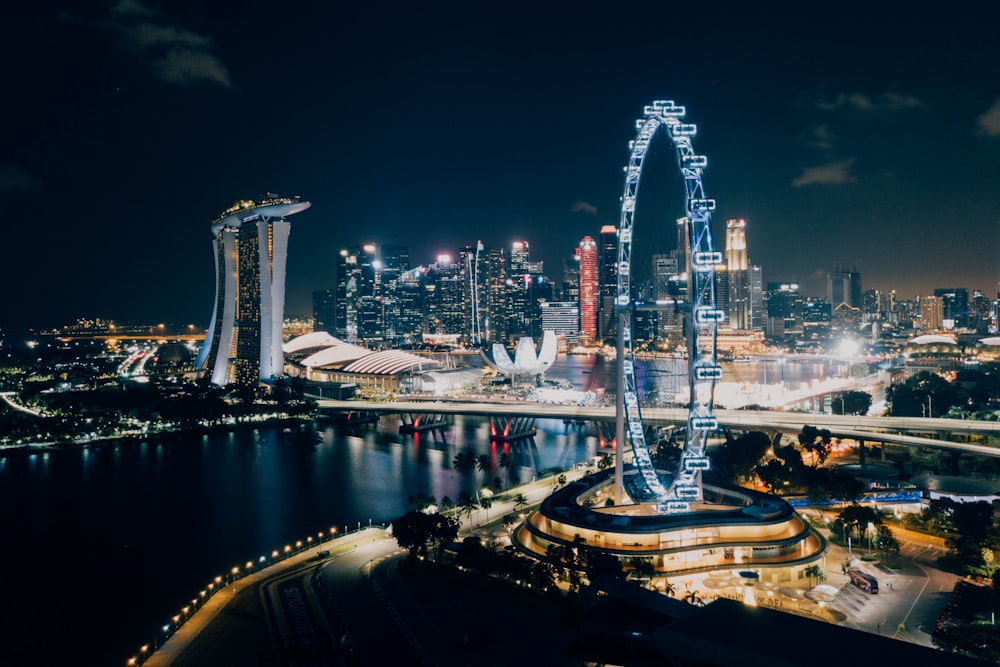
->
[0,413,596,666]
[0,354,855,665]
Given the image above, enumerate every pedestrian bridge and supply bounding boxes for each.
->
[314,398,1000,458]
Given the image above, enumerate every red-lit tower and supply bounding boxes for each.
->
[578,236,598,343]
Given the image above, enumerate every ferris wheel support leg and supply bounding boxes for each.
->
[615,309,626,505]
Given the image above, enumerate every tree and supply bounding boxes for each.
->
[498,451,512,488]
[683,590,704,606]
[392,511,459,561]
[511,493,528,511]
[833,390,872,416]
[480,494,494,522]
[797,425,833,467]
[755,458,791,494]
[452,449,477,494]
[804,564,826,587]
[457,490,479,526]
[716,431,771,483]
[475,454,492,489]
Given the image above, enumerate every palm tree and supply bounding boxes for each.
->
[511,493,528,511]
[804,564,826,587]
[662,581,677,598]
[498,451,512,488]
[457,490,479,527]
[480,494,494,522]
[452,449,476,494]
[683,590,704,606]
[475,454,492,491]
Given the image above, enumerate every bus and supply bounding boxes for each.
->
[849,568,878,594]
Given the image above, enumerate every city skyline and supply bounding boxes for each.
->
[2,3,999,332]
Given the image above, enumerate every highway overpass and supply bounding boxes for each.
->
[314,398,1000,458]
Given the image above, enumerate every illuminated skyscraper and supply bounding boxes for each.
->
[598,225,618,340]
[726,218,749,329]
[198,195,310,385]
[578,236,598,342]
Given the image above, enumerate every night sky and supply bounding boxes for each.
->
[3,2,999,332]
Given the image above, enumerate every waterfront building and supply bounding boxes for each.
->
[516,470,825,587]
[198,195,310,385]
[578,236,598,342]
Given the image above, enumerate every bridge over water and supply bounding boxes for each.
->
[314,398,1000,458]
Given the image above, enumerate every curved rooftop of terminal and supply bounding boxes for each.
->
[211,194,311,235]
[283,333,443,377]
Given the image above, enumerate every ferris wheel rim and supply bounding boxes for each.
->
[615,100,722,512]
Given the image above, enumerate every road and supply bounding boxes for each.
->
[822,524,957,646]
[315,398,1000,457]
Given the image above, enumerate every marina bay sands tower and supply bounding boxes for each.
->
[197,195,311,385]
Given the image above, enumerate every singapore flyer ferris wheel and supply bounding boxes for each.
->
[614,100,723,514]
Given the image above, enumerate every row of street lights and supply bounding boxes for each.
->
[124,520,379,665]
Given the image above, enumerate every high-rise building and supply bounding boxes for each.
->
[598,225,618,340]
[378,244,410,343]
[336,244,379,342]
[312,289,335,335]
[426,255,464,336]
[748,265,764,330]
[540,301,580,341]
[827,266,862,309]
[397,268,425,343]
[483,247,508,343]
[765,282,803,337]
[507,241,533,340]
[920,295,944,331]
[933,288,969,329]
[726,219,750,329]
[198,195,310,385]
[459,242,488,345]
[578,236,598,342]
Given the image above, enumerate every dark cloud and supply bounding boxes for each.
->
[791,159,857,187]
[96,0,234,89]
[976,98,1000,136]
[815,90,925,113]
[570,201,598,216]
[0,163,41,193]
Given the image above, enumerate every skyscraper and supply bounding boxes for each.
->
[827,265,862,309]
[336,244,379,342]
[726,219,749,329]
[598,225,618,340]
[312,289,335,335]
[198,195,310,385]
[578,236,598,342]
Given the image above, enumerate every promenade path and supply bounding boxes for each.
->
[139,470,585,666]
[141,527,387,667]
